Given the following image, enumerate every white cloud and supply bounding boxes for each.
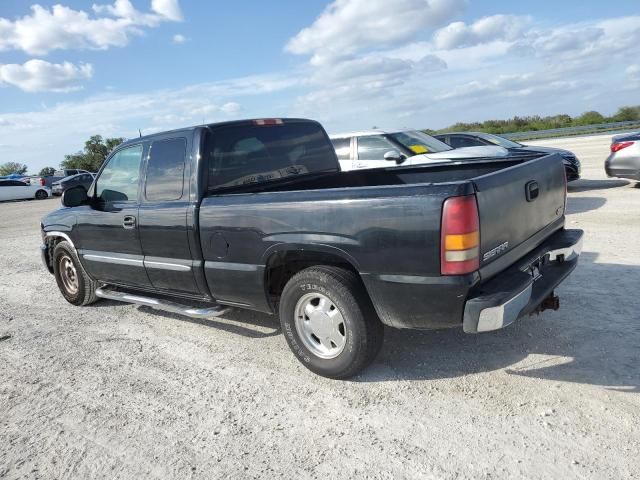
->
[0,60,93,92]
[0,71,298,170]
[0,0,183,55]
[434,73,580,101]
[220,102,242,114]
[172,33,187,44]
[285,0,466,64]
[151,0,183,21]
[627,64,640,84]
[433,15,530,49]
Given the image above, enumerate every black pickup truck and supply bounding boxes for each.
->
[41,118,583,378]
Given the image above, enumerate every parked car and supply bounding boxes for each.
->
[53,168,92,178]
[36,169,94,189]
[329,129,511,171]
[41,118,582,379]
[434,132,581,181]
[52,173,95,196]
[605,132,640,181]
[0,180,50,201]
[0,173,31,183]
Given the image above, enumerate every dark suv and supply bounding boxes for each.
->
[435,132,581,181]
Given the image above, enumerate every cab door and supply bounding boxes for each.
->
[138,136,201,295]
[74,143,152,287]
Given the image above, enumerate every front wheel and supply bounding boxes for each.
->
[53,241,98,306]
[279,266,384,379]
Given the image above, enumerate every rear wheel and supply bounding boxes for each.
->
[35,189,48,200]
[53,241,98,306]
[279,266,384,379]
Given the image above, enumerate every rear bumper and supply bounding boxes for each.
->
[605,154,640,180]
[605,165,639,180]
[463,229,583,333]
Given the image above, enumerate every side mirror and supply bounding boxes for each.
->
[62,185,89,207]
[384,150,406,164]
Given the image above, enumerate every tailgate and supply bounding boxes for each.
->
[473,154,566,278]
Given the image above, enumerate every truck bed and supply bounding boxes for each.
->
[211,157,541,194]
[200,153,566,329]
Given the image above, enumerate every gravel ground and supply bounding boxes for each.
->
[1,133,639,479]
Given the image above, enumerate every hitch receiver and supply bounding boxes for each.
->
[532,291,560,315]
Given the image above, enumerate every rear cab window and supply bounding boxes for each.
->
[205,120,338,191]
[145,138,187,201]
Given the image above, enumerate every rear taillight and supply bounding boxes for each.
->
[441,195,480,275]
[611,141,633,153]
[40,178,45,186]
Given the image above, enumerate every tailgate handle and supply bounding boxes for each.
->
[525,181,539,202]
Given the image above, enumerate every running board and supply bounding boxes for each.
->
[95,287,228,319]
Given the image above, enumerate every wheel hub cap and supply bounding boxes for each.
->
[294,293,346,359]
[59,255,79,295]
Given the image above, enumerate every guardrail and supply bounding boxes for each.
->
[502,121,640,141]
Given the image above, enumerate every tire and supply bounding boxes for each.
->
[35,189,48,200]
[279,266,384,379]
[52,240,98,306]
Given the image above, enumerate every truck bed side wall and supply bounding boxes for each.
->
[199,182,471,327]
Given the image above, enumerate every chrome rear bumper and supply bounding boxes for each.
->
[463,229,583,333]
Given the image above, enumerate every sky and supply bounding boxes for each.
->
[0,0,639,172]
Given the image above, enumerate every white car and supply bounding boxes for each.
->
[329,129,509,171]
[0,179,51,201]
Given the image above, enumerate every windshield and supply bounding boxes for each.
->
[479,133,523,148]
[388,131,452,155]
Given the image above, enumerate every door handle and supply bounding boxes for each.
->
[123,215,136,229]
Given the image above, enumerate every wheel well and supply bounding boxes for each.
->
[43,235,71,272]
[265,250,359,307]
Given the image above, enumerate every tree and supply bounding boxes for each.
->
[39,166,56,176]
[574,111,605,126]
[61,135,125,172]
[0,162,28,176]
[612,106,640,122]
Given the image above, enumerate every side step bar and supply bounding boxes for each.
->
[95,287,228,319]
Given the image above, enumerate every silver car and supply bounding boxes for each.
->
[605,132,640,181]
[329,129,510,171]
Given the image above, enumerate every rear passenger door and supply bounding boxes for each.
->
[138,136,202,295]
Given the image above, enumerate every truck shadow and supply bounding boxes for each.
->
[565,196,606,214]
[136,306,281,339]
[92,299,281,339]
[568,179,628,192]
[358,251,640,392]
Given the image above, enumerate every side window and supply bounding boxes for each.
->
[96,144,143,202]
[145,138,186,201]
[357,135,397,160]
[450,136,482,148]
[331,138,351,160]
